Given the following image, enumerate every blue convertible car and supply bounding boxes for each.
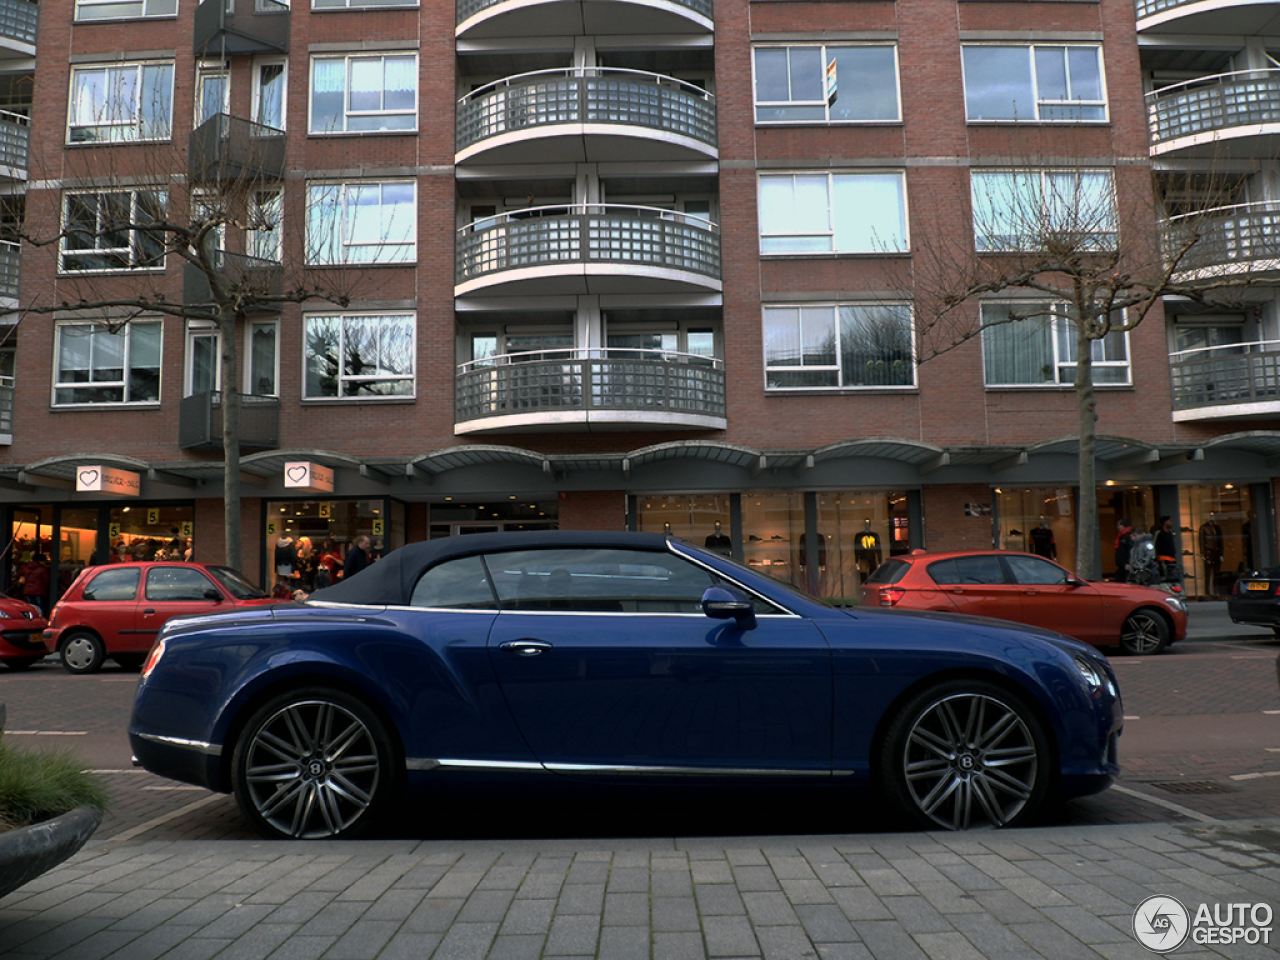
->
[129,531,1122,839]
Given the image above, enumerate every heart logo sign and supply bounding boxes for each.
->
[286,465,309,484]
[79,469,100,486]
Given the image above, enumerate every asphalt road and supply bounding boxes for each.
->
[1,602,1278,842]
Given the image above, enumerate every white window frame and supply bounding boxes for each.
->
[74,0,177,22]
[758,171,908,255]
[195,61,230,128]
[306,180,416,265]
[763,303,916,391]
[303,312,417,400]
[961,44,1107,123]
[971,169,1117,253]
[185,321,220,397]
[980,301,1131,388]
[52,319,163,406]
[752,43,901,124]
[309,53,418,134]
[59,188,168,274]
[248,188,283,262]
[252,58,288,132]
[67,61,175,143]
[245,319,279,397]
[312,0,418,8]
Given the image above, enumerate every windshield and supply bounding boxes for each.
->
[207,566,269,600]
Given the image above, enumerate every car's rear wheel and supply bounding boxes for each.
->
[232,688,398,840]
[59,631,106,674]
[1119,610,1169,655]
[881,680,1050,830]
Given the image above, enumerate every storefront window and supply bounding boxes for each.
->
[428,499,558,539]
[997,487,1078,573]
[634,495,731,551]
[9,506,52,603]
[741,492,806,591]
[815,491,911,603]
[59,508,100,598]
[1180,484,1252,598]
[265,498,396,592]
[108,505,194,563]
[1098,486,1157,581]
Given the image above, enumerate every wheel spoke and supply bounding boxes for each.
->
[970,775,1008,826]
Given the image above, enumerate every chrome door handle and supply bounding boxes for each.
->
[499,641,552,656]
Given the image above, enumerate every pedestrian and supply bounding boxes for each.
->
[343,535,372,581]
[1154,515,1177,578]
[18,552,50,616]
[1114,518,1135,582]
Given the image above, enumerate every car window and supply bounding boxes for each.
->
[409,555,497,610]
[1005,555,1069,585]
[865,559,909,585]
[207,566,269,599]
[928,556,1006,585]
[83,567,140,601]
[146,567,218,602]
[484,547,754,614]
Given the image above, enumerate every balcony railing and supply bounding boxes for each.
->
[0,0,37,48]
[456,204,720,287]
[184,251,284,311]
[457,68,716,156]
[1170,340,1280,413]
[193,0,289,56]
[0,240,19,300]
[189,113,284,183]
[1147,70,1280,147]
[457,0,713,27]
[1161,202,1280,274]
[456,348,726,429]
[0,110,27,174]
[179,390,280,450]
[0,374,12,440]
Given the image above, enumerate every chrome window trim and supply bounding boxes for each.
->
[410,757,850,777]
[666,540,802,618]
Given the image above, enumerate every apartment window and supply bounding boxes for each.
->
[971,170,1116,252]
[753,45,900,123]
[186,323,219,396]
[249,189,283,262]
[982,302,1130,387]
[253,60,287,131]
[304,313,415,398]
[759,173,907,254]
[247,321,279,396]
[196,62,229,127]
[764,304,914,389]
[313,0,416,7]
[68,61,174,142]
[75,0,176,21]
[310,54,417,133]
[60,189,167,273]
[962,45,1105,121]
[306,181,415,264]
[54,321,161,405]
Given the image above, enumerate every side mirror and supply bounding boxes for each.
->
[203,588,223,602]
[701,585,757,630]
[1065,577,1086,588]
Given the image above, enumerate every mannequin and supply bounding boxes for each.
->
[1199,512,1224,596]
[274,533,296,587]
[1028,517,1057,559]
[854,519,881,582]
[704,521,732,556]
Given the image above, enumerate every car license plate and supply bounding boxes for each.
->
[1247,581,1271,591]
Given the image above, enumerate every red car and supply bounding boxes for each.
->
[44,562,276,674]
[0,596,49,670]
[862,549,1188,655]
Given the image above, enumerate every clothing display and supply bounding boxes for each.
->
[704,525,732,557]
[1028,524,1056,559]
[1199,518,1224,595]
[854,528,881,581]
[274,536,296,577]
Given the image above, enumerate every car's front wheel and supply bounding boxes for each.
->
[232,688,398,840]
[59,631,106,674]
[881,680,1050,830]
[1120,610,1169,655]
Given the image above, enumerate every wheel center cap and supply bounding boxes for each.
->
[307,760,326,778]
[958,754,977,772]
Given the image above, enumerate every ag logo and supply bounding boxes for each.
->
[1133,895,1190,953]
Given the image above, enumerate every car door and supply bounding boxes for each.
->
[925,555,1024,623]
[1003,554,1103,643]
[77,566,142,649]
[135,566,227,653]
[484,546,834,775]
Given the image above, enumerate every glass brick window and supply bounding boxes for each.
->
[759,172,907,254]
[304,313,415,398]
[54,320,162,405]
[68,61,174,142]
[764,304,914,389]
[753,44,900,123]
[982,301,1130,387]
[962,45,1106,122]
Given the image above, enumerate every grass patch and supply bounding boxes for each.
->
[0,741,107,832]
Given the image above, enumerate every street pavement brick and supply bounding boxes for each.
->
[792,902,858,943]
[543,912,600,955]
[556,882,605,915]
[848,919,930,959]
[695,882,748,915]
[743,891,801,926]
[457,888,514,922]
[829,886,893,921]
[323,918,400,959]
[914,931,989,960]
[596,924,649,960]
[652,894,701,932]
[702,914,759,957]
[431,920,499,960]
[652,930,707,960]
[883,894,953,934]
[652,867,694,897]
[500,898,556,934]
[756,923,817,959]
[602,891,648,926]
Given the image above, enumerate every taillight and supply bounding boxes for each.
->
[877,586,906,607]
[140,638,166,679]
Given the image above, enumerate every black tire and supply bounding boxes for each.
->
[1120,609,1169,655]
[881,679,1051,830]
[232,688,399,840]
[59,631,106,675]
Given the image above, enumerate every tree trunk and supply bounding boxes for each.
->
[1074,315,1099,580]
[219,307,242,570]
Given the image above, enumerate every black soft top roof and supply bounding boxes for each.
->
[308,530,676,606]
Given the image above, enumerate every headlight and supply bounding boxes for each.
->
[0,610,10,619]
[1163,596,1186,612]
[1073,655,1104,691]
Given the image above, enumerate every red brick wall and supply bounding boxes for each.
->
[559,491,626,531]
[923,486,998,551]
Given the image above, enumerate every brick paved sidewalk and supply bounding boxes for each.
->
[2,818,1278,959]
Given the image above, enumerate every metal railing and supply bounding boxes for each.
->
[457,68,716,153]
[457,0,713,26]
[456,204,720,285]
[178,390,279,449]
[1160,201,1280,272]
[0,0,37,47]
[0,110,28,174]
[1169,339,1280,411]
[193,0,289,56]
[1147,70,1280,145]
[189,113,285,183]
[456,348,726,425]
[0,374,12,437]
[183,250,284,311]
[0,240,19,300]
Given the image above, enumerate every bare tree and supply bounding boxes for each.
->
[905,158,1251,579]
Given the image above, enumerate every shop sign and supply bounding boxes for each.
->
[76,465,141,497]
[284,461,334,493]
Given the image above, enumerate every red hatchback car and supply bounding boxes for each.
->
[862,549,1188,655]
[0,595,49,670]
[44,562,276,674]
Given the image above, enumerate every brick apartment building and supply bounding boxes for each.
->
[0,0,1276,604]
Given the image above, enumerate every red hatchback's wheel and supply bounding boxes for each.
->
[59,631,106,674]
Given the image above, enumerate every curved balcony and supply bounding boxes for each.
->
[457,0,712,41]
[1160,202,1280,279]
[455,204,721,297]
[1147,71,1280,157]
[0,0,37,60]
[1136,0,1280,37]
[1170,340,1280,421]
[457,68,716,165]
[455,348,727,434]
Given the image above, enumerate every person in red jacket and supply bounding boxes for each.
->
[19,553,50,616]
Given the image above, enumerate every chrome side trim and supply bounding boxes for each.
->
[407,758,546,772]
[135,732,222,756]
[408,757,850,777]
